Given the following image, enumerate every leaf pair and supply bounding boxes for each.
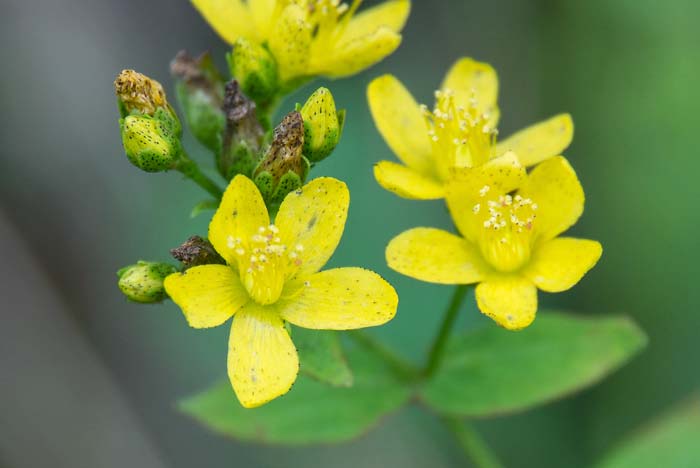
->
[180,312,647,445]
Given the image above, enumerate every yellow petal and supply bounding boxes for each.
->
[441,57,499,119]
[386,228,488,284]
[367,75,433,174]
[341,0,410,42]
[275,177,349,276]
[374,161,444,200]
[321,26,401,78]
[268,4,312,82]
[496,114,574,167]
[525,237,602,292]
[228,302,299,408]
[517,156,584,242]
[190,0,255,44]
[278,268,397,329]
[445,152,526,242]
[209,175,270,266]
[475,277,537,330]
[164,265,249,328]
[248,0,276,37]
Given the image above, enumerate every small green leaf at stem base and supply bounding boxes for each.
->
[594,394,700,468]
[293,327,353,387]
[420,311,647,418]
[178,345,412,445]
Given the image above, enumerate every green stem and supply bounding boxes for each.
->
[423,285,470,378]
[347,330,418,380]
[175,152,224,200]
[442,416,503,468]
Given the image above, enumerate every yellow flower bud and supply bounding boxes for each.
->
[120,115,181,172]
[117,261,177,303]
[228,38,279,105]
[299,87,345,163]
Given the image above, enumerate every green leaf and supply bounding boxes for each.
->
[293,327,353,387]
[594,394,700,468]
[420,312,647,417]
[179,345,411,445]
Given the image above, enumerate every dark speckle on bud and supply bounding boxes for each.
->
[170,235,226,268]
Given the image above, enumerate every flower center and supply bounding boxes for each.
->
[227,224,304,305]
[473,187,538,272]
[421,88,497,180]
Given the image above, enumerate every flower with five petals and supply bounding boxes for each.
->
[368,57,574,200]
[385,153,601,330]
[165,175,398,407]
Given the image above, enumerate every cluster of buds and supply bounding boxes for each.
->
[115,55,345,303]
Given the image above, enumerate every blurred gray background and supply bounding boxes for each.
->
[1,0,699,466]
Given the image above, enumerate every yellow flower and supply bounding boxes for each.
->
[165,175,398,407]
[368,57,574,200]
[191,0,410,83]
[386,153,601,330]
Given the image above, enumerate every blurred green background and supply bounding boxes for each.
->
[1,0,698,467]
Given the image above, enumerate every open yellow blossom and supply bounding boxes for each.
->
[368,57,574,199]
[386,153,601,330]
[191,0,410,83]
[165,175,398,407]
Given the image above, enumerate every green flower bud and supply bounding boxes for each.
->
[218,80,265,180]
[254,111,309,212]
[227,38,279,105]
[299,87,345,163]
[120,115,181,172]
[117,261,177,303]
[170,51,226,153]
[170,235,225,269]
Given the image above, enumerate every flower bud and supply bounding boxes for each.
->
[299,87,345,163]
[117,261,177,303]
[170,51,226,153]
[170,235,226,269]
[227,38,279,105]
[254,111,309,211]
[120,115,181,172]
[218,80,265,179]
[115,69,167,116]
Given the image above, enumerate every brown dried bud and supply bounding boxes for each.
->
[217,80,265,179]
[170,236,226,268]
[170,50,224,105]
[255,111,305,182]
[114,69,167,116]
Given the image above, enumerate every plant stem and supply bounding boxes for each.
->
[423,285,469,378]
[175,153,224,200]
[442,416,503,468]
[347,330,418,380]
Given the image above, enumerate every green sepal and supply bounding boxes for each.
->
[253,170,274,200]
[420,311,647,418]
[218,141,259,181]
